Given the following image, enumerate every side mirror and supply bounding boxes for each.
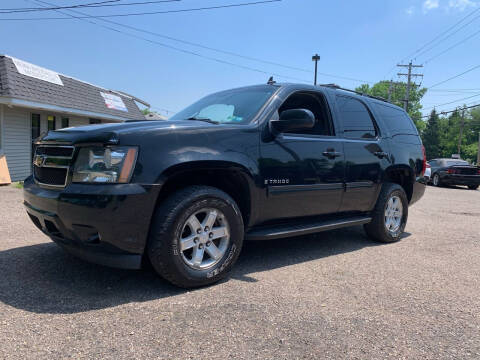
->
[270,109,315,135]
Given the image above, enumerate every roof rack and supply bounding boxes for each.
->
[319,83,390,103]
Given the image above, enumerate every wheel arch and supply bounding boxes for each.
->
[155,160,256,228]
[383,165,415,203]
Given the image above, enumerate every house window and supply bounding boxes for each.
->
[47,115,56,131]
[89,118,101,124]
[31,114,41,140]
[61,117,69,128]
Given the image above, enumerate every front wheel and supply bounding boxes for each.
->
[147,186,244,288]
[468,185,479,190]
[364,183,408,243]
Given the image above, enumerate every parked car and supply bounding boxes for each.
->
[424,163,431,182]
[429,158,480,189]
[24,83,426,288]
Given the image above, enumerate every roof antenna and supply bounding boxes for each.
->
[267,76,275,85]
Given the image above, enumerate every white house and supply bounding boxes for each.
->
[0,55,149,181]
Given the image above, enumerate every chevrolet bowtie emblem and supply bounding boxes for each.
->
[33,154,47,167]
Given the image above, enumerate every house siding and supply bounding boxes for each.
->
[3,107,30,181]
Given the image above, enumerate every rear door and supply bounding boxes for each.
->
[333,95,388,212]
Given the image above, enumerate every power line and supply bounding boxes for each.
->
[27,0,374,85]
[0,0,282,20]
[423,92,480,112]
[80,9,373,83]
[27,0,310,83]
[405,6,480,62]
[421,103,480,118]
[384,6,480,79]
[0,0,180,14]
[423,27,480,64]
[426,64,480,89]
[429,88,480,93]
[415,13,480,61]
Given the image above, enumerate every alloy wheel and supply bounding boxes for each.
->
[384,195,403,233]
[179,208,230,270]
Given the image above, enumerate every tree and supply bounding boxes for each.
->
[423,109,442,159]
[355,81,427,132]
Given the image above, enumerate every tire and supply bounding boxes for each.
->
[432,173,442,187]
[147,186,244,288]
[364,183,408,243]
[468,185,479,190]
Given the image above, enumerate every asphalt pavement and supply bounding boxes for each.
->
[0,184,479,359]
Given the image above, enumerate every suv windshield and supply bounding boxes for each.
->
[170,86,277,125]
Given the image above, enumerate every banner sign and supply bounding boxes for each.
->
[100,92,128,112]
[12,57,63,86]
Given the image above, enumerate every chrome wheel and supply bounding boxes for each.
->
[179,208,230,270]
[384,195,403,233]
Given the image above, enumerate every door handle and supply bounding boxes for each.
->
[374,151,389,159]
[322,150,342,159]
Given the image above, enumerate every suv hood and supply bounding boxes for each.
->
[37,120,216,145]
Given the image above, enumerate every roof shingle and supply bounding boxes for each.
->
[0,56,144,120]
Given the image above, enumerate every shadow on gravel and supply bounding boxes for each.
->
[0,226,384,314]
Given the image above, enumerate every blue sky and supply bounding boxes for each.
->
[1,0,480,117]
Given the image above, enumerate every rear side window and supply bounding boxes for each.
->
[336,96,376,139]
[373,103,416,134]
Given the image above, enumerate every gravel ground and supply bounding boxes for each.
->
[0,184,479,359]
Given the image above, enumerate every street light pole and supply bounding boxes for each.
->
[312,54,320,85]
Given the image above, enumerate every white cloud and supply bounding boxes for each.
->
[405,6,415,15]
[423,0,440,12]
[448,0,477,11]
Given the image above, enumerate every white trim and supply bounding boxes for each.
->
[0,97,129,122]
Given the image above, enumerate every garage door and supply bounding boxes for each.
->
[3,108,31,181]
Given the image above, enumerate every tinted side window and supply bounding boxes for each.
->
[373,103,416,134]
[336,96,376,139]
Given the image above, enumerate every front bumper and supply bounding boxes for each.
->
[23,176,161,269]
[441,174,480,186]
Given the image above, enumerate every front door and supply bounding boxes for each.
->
[259,90,345,222]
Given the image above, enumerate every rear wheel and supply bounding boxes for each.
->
[468,185,479,190]
[147,186,244,288]
[364,183,408,243]
[432,173,442,187]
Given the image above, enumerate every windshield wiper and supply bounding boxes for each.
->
[186,117,219,124]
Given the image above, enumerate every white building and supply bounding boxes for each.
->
[0,55,149,181]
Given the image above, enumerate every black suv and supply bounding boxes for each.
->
[24,83,426,288]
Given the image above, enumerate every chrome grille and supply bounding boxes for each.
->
[33,145,75,187]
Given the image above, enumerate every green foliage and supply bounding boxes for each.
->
[423,110,442,159]
[356,80,479,163]
[355,80,427,132]
[430,107,480,163]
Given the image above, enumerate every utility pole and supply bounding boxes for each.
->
[397,61,423,112]
[312,54,320,85]
[458,106,466,156]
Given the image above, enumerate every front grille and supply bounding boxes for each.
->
[33,145,75,187]
[34,166,68,186]
[35,146,74,157]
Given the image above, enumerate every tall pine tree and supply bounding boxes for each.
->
[422,109,441,159]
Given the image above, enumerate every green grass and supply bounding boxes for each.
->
[12,181,24,189]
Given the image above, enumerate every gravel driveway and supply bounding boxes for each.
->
[0,184,479,359]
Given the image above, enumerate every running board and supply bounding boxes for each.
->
[245,216,372,241]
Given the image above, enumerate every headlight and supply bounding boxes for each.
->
[72,146,137,183]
